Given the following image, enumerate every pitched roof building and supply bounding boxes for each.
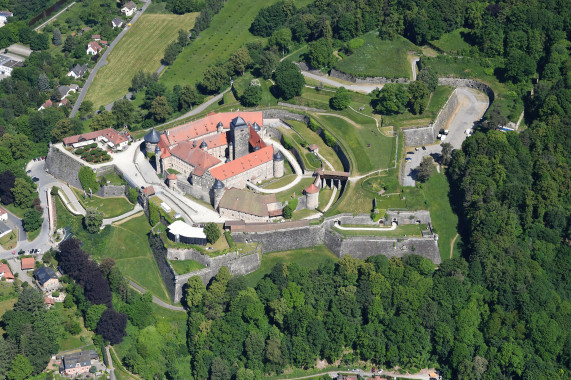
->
[218,188,282,222]
[61,350,98,376]
[62,128,128,150]
[0,263,14,282]
[21,257,34,270]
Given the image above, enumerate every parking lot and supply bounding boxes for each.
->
[403,87,489,186]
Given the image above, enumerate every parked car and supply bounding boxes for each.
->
[407,151,414,155]
[405,157,412,161]
[422,146,427,150]
[32,177,39,182]
[26,170,31,174]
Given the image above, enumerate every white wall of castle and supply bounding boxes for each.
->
[219,208,271,223]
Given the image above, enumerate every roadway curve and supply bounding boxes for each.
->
[70,0,152,117]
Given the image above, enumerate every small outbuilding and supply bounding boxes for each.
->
[167,220,207,245]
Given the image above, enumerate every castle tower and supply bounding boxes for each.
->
[273,151,284,178]
[200,141,207,151]
[230,116,249,159]
[217,121,224,133]
[228,141,234,160]
[304,183,319,210]
[252,122,262,138]
[144,128,160,153]
[154,145,161,174]
[167,173,177,190]
[211,179,225,209]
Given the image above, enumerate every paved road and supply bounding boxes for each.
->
[105,346,116,380]
[129,280,185,311]
[403,87,489,186]
[34,1,76,31]
[69,1,152,117]
[4,212,26,244]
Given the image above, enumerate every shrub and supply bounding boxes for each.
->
[308,118,320,132]
[128,187,138,204]
[204,223,221,244]
[78,167,99,192]
[323,130,336,147]
[282,136,293,150]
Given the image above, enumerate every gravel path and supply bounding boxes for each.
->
[34,2,76,31]
[129,280,185,311]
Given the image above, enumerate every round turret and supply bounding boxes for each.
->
[253,122,261,132]
[211,179,225,209]
[217,121,224,132]
[273,150,284,178]
[304,183,320,210]
[154,145,161,154]
[144,128,161,144]
[154,145,161,174]
[200,141,207,150]
[213,179,224,190]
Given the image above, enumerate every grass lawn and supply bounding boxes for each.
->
[334,223,426,237]
[27,228,41,242]
[245,245,338,287]
[285,86,332,110]
[430,28,472,54]
[286,120,344,170]
[262,174,298,190]
[292,208,319,220]
[99,172,126,186]
[383,85,455,130]
[85,12,199,108]
[169,259,206,275]
[423,173,459,262]
[1,203,27,218]
[334,33,419,79]
[318,186,336,210]
[72,188,135,218]
[281,128,321,171]
[0,229,18,250]
[160,0,313,88]
[312,113,396,174]
[275,178,314,203]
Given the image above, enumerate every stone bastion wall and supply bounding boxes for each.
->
[329,68,410,84]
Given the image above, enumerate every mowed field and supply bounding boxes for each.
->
[159,0,313,88]
[86,12,198,108]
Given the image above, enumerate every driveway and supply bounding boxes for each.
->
[7,258,35,285]
[403,87,489,186]
[69,1,152,117]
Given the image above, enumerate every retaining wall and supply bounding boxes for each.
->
[176,180,211,204]
[262,110,309,123]
[232,225,325,254]
[385,210,432,225]
[94,185,126,198]
[46,147,83,188]
[329,68,410,84]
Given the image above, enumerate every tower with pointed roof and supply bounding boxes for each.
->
[144,128,161,153]
[230,116,250,159]
[304,183,320,210]
[154,145,161,174]
[273,150,284,177]
[211,179,225,209]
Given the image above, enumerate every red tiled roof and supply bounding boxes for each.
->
[196,132,228,149]
[142,186,155,196]
[41,99,53,108]
[59,98,70,106]
[158,134,171,158]
[44,297,54,305]
[249,126,266,150]
[21,258,34,270]
[170,142,221,174]
[0,206,6,216]
[304,183,319,194]
[209,145,273,181]
[164,111,263,146]
[63,128,126,146]
[167,173,177,180]
[0,263,14,280]
[92,34,101,39]
[308,144,319,151]
[87,41,102,52]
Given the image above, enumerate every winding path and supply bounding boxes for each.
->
[129,280,185,311]
[33,1,76,31]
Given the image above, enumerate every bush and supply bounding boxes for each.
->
[282,136,293,150]
[308,118,320,132]
[78,167,99,192]
[50,187,59,196]
[323,130,336,147]
[204,223,221,244]
[128,187,138,204]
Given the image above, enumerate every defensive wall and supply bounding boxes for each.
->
[329,68,410,84]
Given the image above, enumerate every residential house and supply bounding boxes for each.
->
[0,263,14,282]
[0,206,7,221]
[86,41,103,55]
[59,98,71,107]
[0,221,11,239]
[0,11,13,27]
[34,266,59,292]
[63,128,129,150]
[67,63,88,79]
[38,99,53,111]
[21,257,34,271]
[0,54,23,76]
[121,1,137,17]
[57,84,79,99]
[91,34,101,41]
[44,297,54,309]
[61,350,99,376]
[112,17,124,28]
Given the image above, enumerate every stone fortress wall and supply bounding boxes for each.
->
[329,68,411,84]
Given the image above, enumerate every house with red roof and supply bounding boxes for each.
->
[38,99,53,111]
[86,41,102,55]
[0,206,7,222]
[0,263,14,282]
[62,128,128,150]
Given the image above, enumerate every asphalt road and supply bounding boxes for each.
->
[69,1,152,117]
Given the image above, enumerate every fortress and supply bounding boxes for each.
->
[145,111,285,210]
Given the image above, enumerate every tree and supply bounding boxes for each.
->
[0,170,16,205]
[85,304,107,330]
[177,29,189,47]
[22,209,42,232]
[11,178,37,208]
[417,66,438,92]
[90,111,116,131]
[52,28,62,46]
[283,203,294,219]
[179,85,200,111]
[163,42,182,65]
[79,101,94,118]
[229,47,253,76]
[51,118,76,142]
[78,166,99,193]
[6,354,33,380]
[273,61,304,100]
[329,87,351,110]
[186,276,206,308]
[241,86,262,107]
[112,99,135,128]
[130,70,153,92]
[38,73,50,92]
[30,33,49,51]
[96,308,127,345]
[204,222,220,244]
[83,208,103,233]
[504,49,536,83]
[199,66,229,94]
[416,156,435,182]
[63,35,77,53]
[408,80,430,115]
[306,38,333,69]
[149,96,172,123]
[441,142,453,165]
[268,28,292,56]
[14,287,45,314]
[372,84,408,115]
[259,50,278,80]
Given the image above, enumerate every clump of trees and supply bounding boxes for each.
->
[78,166,100,193]
[204,222,221,244]
[273,61,304,100]
[329,87,351,110]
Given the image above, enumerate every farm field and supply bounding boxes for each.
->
[85,12,198,108]
[334,33,419,79]
[159,0,313,88]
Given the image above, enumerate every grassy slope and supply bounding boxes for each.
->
[334,33,419,79]
[430,28,472,54]
[159,0,312,88]
[72,188,134,218]
[169,259,205,275]
[85,12,198,108]
[245,245,338,287]
[287,120,344,171]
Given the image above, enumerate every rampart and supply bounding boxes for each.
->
[94,185,126,198]
[46,147,83,188]
[329,68,410,84]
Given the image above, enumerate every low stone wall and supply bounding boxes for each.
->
[431,88,459,138]
[232,225,325,254]
[385,210,431,225]
[94,184,126,198]
[167,246,261,302]
[46,147,83,189]
[95,165,117,177]
[263,109,309,123]
[438,78,494,102]
[329,68,410,84]
[277,102,326,113]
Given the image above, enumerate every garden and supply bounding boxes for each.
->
[74,144,111,164]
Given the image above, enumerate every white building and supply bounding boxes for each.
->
[121,1,137,17]
[0,54,23,76]
[86,41,102,55]
[0,206,7,222]
[0,11,13,28]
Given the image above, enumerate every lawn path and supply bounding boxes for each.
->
[129,280,185,311]
[450,233,459,259]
